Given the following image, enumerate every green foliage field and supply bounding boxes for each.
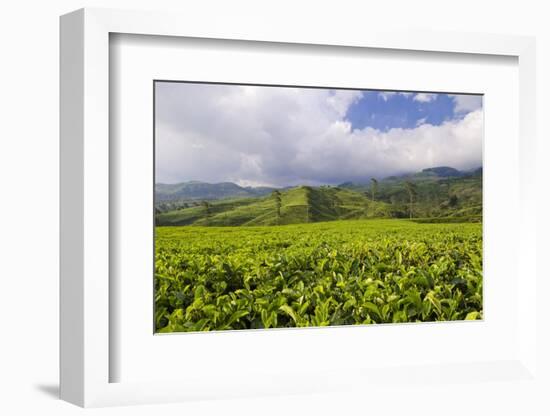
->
[155,219,483,332]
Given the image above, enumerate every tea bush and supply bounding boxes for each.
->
[155,219,482,332]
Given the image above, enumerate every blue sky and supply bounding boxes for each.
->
[346,91,461,131]
[156,83,483,186]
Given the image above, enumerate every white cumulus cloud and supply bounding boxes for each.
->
[413,93,437,103]
[378,91,397,101]
[450,94,483,114]
[155,83,483,186]
[415,117,427,127]
[378,91,414,101]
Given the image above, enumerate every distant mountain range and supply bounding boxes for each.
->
[155,181,276,202]
[155,166,482,227]
[386,166,480,180]
[156,166,481,203]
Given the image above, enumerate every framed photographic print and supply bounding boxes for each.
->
[153,81,484,334]
[60,7,541,410]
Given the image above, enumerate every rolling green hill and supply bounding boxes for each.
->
[155,166,482,227]
[156,186,395,227]
[339,166,482,219]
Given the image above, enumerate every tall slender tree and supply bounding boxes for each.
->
[200,200,211,224]
[404,181,417,219]
[363,191,369,216]
[370,178,378,201]
[272,190,282,224]
[303,186,311,223]
[449,194,459,207]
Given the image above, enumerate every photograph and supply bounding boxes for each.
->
[153,81,483,333]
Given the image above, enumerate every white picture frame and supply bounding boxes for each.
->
[60,7,539,408]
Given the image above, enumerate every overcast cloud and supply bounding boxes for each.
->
[155,83,483,187]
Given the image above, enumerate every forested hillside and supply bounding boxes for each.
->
[155,166,482,226]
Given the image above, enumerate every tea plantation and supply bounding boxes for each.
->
[155,219,482,332]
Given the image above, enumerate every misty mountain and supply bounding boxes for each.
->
[340,166,481,186]
[155,166,482,206]
[156,170,482,227]
[421,166,462,177]
[155,181,276,202]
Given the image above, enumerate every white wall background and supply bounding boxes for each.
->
[0,1,547,414]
